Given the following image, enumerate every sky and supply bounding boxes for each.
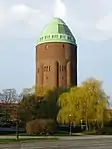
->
[0,0,112,101]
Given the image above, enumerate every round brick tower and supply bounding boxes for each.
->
[36,17,77,89]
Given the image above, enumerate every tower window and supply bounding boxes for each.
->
[60,65,61,71]
[37,68,39,73]
[46,35,50,39]
[49,66,51,71]
[44,66,51,72]
[46,66,48,71]
[60,35,63,39]
[44,66,46,71]
[52,35,58,38]
[45,44,48,50]
[60,65,66,71]
[68,36,71,41]
[62,66,64,71]
[63,35,66,39]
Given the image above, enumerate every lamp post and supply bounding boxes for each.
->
[15,108,19,141]
[69,114,72,135]
[81,119,83,130]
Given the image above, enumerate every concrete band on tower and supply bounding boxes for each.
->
[36,17,77,89]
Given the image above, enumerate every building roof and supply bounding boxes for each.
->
[36,17,76,45]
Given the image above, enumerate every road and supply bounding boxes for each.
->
[0,136,112,148]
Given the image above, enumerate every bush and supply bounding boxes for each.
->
[26,119,56,135]
[96,127,112,135]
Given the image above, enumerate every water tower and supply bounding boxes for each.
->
[36,17,77,89]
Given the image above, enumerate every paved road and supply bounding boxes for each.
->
[0,136,112,149]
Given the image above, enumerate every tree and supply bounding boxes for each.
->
[20,87,35,97]
[0,89,19,123]
[57,86,82,125]
[35,86,50,97]
[57,78,109,130]
[82,78,109,128]
[18,87,67,123]
[18,94,40,123]
[0,89,20,140]
[39,87,68,120]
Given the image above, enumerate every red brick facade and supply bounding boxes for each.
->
[36,42,77,89]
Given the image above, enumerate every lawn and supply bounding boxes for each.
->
[0,137,58,143]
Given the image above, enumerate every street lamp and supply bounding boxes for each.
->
[81,119,83,130]
[69,114,72,135]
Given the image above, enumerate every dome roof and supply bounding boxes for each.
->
[37,17,76,45]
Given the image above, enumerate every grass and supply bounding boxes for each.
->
[0,137,58,143]
[5,132,70,136]
[0,131,84,137]
[81,130,97,135]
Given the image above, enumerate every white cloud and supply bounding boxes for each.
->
[0,4,46,38]
[10,4,34,21]
[0,8,8,27]
[65,0,112,41]
[0,0,112,41]
[10,4,43,22]
[96,15,112,31]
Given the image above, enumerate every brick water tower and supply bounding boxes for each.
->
[36,17,77,89]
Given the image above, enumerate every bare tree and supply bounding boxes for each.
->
[21,87,35,97]
[0,89,21,140]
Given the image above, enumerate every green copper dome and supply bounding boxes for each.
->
[37,17,76,45]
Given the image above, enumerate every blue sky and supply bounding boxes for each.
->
[0,0,112,101]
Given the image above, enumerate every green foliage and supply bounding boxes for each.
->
[18,87,67,123]
[57,78,109,129]
[35,86,50,97]
[41,87,68,119]
[18,94,40,123]
[18,78,110,131]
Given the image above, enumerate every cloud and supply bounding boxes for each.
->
[9,4,44,23]
[0,7,8,28]
[96,15,112,31]
[10,4,36,21]
[0,0,112,41]
[65,0,112,41]
[0,4,46,38]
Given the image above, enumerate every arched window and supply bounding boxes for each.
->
[62,66,64,71]
[44,66,46,71]
[46,66,48,71]
[49,66,51,71]
[44,66,51,72]
[60,65,61,71]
